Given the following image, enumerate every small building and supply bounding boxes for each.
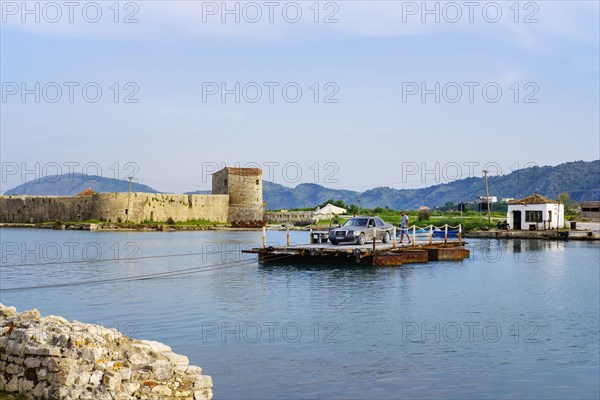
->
[477,195,498,203]
[507,194,564,230]
[581,201,600,220]
[266,210,315,224]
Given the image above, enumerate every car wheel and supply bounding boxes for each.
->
[382,231,390,243]
[330,240,338,245]
[357,233,366,245]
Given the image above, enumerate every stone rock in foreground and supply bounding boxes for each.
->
[0,304,212,400]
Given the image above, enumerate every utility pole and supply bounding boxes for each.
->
[483,169,491,225]
[126,176,132,222]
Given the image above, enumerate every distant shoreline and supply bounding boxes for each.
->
[465,230,600,241]
[2,223,598,240]
[0,222,309,232]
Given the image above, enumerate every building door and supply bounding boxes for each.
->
[513,210,522,230]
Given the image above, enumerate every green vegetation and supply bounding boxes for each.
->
[417,209,431,222]
[313,214,346,227]
[55,218,226,228]
[307,206,498,231]
[414,217,496,231]
[317,199,347,209]
[559,192,581,220]
[172,219,226,227]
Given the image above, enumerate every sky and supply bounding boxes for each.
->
[1,0,599,194]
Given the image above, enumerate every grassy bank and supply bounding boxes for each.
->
[312,210,502,231]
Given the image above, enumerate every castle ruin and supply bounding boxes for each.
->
[0,167,264,225]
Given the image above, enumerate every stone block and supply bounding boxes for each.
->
[150,360,173,380]
[89,369,103,385]
[37,368,48,380]
[77,371,91,385]
[151,384,173,396]
[24,357,42,368]
[6,362,21,375]
[5,376,19,392]
[33,381,47,398]
[103,370,122,392]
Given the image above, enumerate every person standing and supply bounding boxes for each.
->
[399,211,411,244]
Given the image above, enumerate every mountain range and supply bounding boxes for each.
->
[3,160,599,210]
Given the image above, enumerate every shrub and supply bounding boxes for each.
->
[166,217,175,225]
[417,209,431,222]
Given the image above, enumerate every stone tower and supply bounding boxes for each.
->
[212,167,264,223]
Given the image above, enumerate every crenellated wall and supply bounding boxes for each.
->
[0,196,95,223]
[0,193,229,224]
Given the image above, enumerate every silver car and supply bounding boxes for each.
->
[328,216,394,245]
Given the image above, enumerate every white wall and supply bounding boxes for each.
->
[507,203,564,230]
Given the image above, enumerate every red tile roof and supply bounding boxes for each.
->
[224,167,262,176]
[508,194,558,205]
[77,188,96,196]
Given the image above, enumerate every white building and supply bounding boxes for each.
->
[477,195,498,203]
[507,194,564,230]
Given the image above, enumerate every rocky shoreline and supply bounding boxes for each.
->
[0,304,212,400]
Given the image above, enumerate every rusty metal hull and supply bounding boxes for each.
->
[257,252,369,265]
[371,249,429,266]
[423,246,470,261]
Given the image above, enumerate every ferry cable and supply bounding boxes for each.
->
[0,248,268,269]
[0,252,296,292]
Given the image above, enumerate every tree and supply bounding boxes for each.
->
[440,201,456,211]
[347,204,359,215]
[318,199,347,209]
[417,209,431,222]
[558,192,579,216]
[558,192,570,205]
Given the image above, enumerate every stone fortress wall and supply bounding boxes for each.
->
[0,168,262,224]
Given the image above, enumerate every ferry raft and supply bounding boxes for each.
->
[243,224,470,266]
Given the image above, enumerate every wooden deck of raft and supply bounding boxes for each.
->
[242,241,470,266]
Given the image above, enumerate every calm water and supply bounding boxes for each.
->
[1,228,598,399]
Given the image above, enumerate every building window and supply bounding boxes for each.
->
[525,211,542,223]
[256,179,259,185]
[548,211,552,222]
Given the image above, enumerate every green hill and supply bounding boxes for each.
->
[3,174,159,196]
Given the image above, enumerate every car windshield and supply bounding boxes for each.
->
[343,218,368,227]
